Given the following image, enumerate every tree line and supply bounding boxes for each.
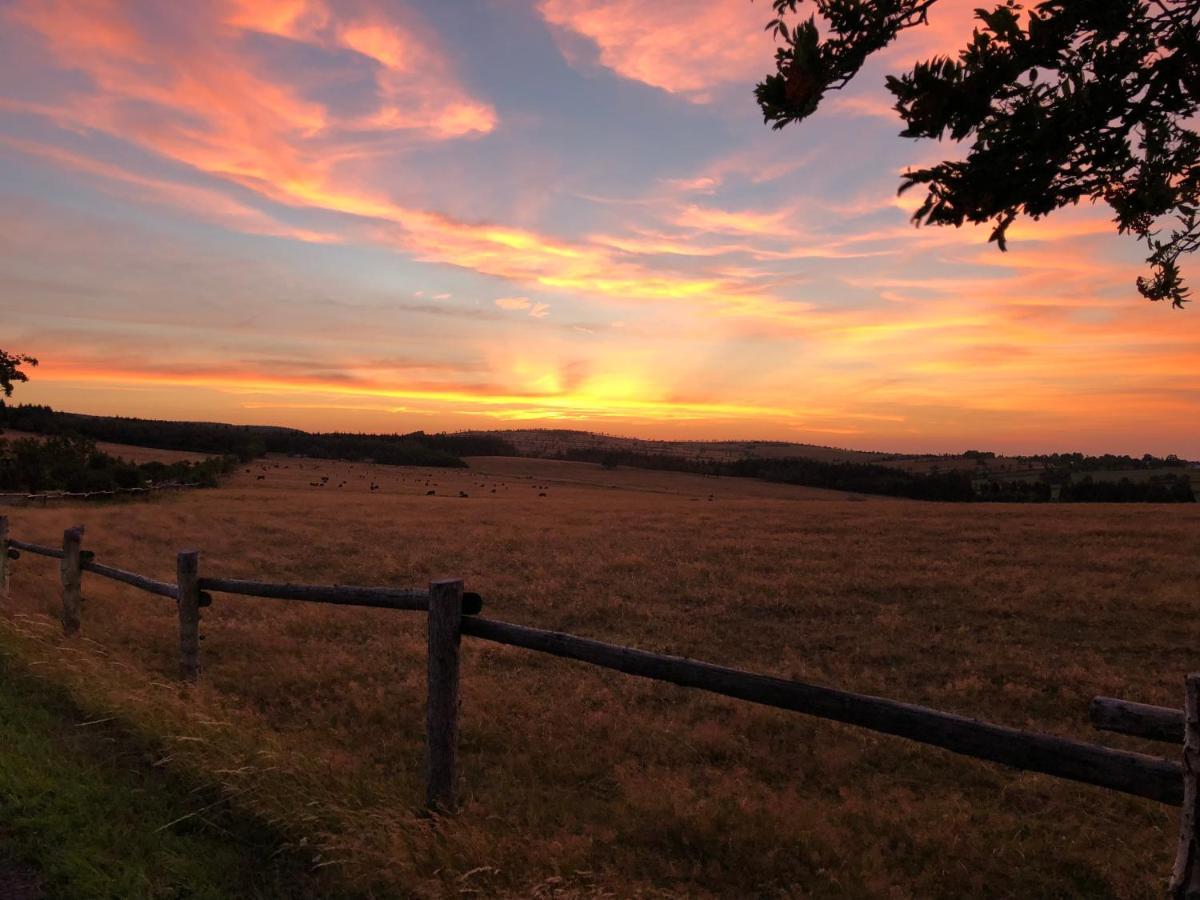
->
[570,448,1195,503]
[0,404,516,468]
[0,433,237,494]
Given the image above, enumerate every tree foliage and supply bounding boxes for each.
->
[756,0,1200,306]
[0,350,37,397]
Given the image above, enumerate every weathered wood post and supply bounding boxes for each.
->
[60,526,84,635]
[426,578,463,813]
[176,550,201,681]
[1171,673,1200,898]
[0,515,9,598]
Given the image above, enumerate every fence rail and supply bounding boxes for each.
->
[7,538,66,559]
[0,515,1196,893]
[198,577,483,615]
[1091,696,1185,745]
[0,482,201,508]
[461,616,1183,805]
[83,558,180,601]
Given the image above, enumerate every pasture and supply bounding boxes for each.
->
[1,455,1197,898]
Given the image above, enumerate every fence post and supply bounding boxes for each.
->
[60,526,84,635]
[426,578,463,813]
[1171,673,1200,898]
[177,550,201,681]
[0,515,8,598]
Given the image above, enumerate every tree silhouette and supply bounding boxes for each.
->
[756,0,1199,306]
[0,350,37,397]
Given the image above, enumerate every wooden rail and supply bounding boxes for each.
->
[8,538,65,559]
[1091,696,1184,744]
[0,482,201,507]
[198,577,483,615]
[462,616,1183,806]
[2,514,1197,886]
[82,558,179,600]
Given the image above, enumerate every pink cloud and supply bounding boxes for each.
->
[538,0,774,102]
[495,297,552,318]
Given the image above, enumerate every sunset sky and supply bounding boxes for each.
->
[2,0,1197,456]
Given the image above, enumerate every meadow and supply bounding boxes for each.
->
[1,455,1197,898]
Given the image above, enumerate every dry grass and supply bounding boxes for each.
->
[2,455,1197,898]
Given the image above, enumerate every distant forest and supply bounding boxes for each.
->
[0,404,516,469]
[558,448,1196,504]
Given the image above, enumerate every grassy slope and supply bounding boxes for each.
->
[0,643,337,900]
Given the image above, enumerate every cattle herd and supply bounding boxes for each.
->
[240,458,556,501]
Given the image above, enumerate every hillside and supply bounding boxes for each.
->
[463,429,1196,502]
[460,428,893,463]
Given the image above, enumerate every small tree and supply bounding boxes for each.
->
[0,350,38,397]
[756,0,1200,306]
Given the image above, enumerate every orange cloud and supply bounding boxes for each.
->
[3,0,819,323]
[494,297,551,318]
[225,0,496,138]
[538,0,773,101]
[537,0,983,106]
[7,0,493,183]
[0,137,341,245]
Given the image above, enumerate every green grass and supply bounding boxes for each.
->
[0,648,339,900]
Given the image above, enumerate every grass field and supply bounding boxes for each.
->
[1,456,1196,897]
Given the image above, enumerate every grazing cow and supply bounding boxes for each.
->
[459,491,469,498]
[426,489,436,496]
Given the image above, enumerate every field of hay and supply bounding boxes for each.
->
[1,455,1197,898]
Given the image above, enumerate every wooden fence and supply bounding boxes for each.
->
[0,482,201,508]
[1,515,1198,895]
